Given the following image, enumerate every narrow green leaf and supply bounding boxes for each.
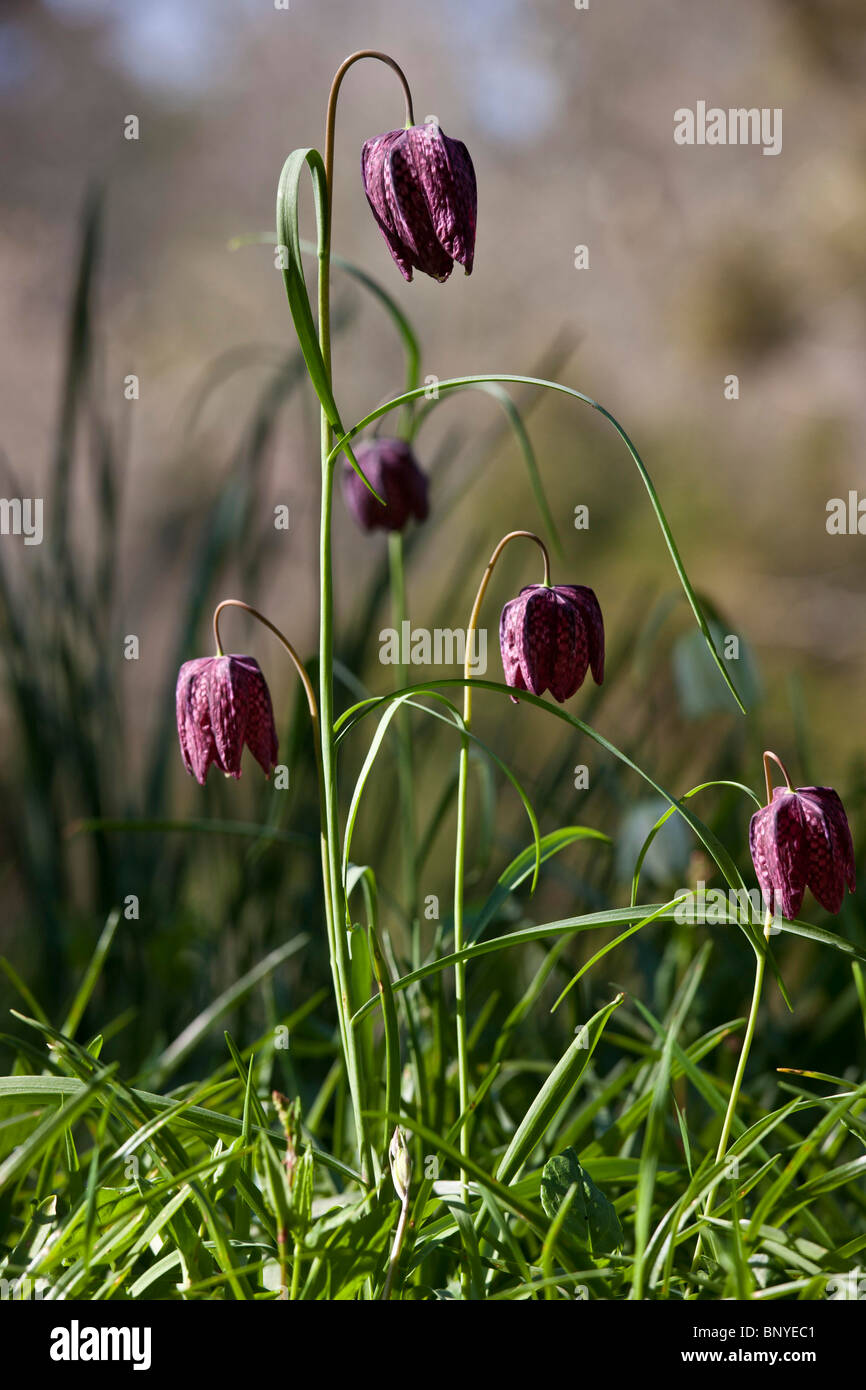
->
[496,994,623,1185]
[62,908,121,1039]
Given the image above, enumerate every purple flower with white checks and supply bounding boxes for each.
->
[749,775,856,921]
[361,122,477,283]
[499,583,604,704]
[176,655,278,785]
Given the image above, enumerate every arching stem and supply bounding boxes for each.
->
[692,757,780,1275]
[213,599,318,730]
[314,52,415,1186]
[452,531,551,1216]
[462,530,551,727]
[763,749,794,802]
[324,50,415,207]
[212,602,358,1175]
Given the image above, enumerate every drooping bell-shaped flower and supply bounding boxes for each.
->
[749,784,856,920]
[361,122,476,282]
[176,654,278,785]
[499,584,604,703]
[341,437,429,533]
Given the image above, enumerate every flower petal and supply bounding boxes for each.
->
[499,592,530,701]
[361,133,416,281]
[236,656,279,777]
[207,656,246,777]
[798,786,856,914]
[565,585,605,685]
[749,788,808,920]
[548,590,589,702]
[176,658,219,785]
[520,588,557,696]
[387,131,454,281]
[404,125,476,275]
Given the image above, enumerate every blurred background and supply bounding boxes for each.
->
[1,0,864,1102]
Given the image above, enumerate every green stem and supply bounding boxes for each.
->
[318,445,371,1181]
[693,912,770,1270]
[382,1191,411,1300]
[313,51,416,1186]
[763,748,794,800]
[388,533,430,1130]
[452,532,551,1223]
[693,749,791,1264]
[388,534,419,950]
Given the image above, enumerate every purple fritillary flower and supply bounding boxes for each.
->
[499,584,604,704]
[361,123,476,282]
[341,437,429,533]
[176,655,278,785]
[749,785,856,920]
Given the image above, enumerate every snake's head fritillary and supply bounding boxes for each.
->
[176,655,278,785]
[361,123,476,283]
[749,784,856,920]
[499,584,604,704]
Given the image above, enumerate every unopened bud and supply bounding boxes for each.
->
[389,1126,411,1203]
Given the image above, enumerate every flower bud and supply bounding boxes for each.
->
[341,437,429,534]
[388,1126,411,1204]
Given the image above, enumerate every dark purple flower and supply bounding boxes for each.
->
[499,584,604,704]
[341,437,429,533]
[749,785,856,920]
[361,123,476,282]
[176,655,278,785]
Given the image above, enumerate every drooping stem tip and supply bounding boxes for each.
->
[324,50,415,225]
[463,530,551,723]
[762,749,794,805]
[212,598,319,729]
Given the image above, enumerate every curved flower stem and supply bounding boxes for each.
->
[691,927,768,1276]
[763,749,794,801]
[453,531,550,1212]
[315,53,415,1186]
[212,599,318,729]
[213,598,360,1172]
[693,762,780,1274]
[324,51,415,198]
[462,531,550,728]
